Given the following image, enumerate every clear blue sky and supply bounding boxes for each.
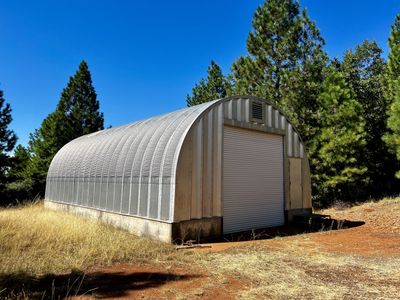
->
[0,1,399,147]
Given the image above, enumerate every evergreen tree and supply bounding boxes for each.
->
[0,89,17,200]
[6,145,32,202]
[25,113,59,194]
[186,61,229,106]
[231,0,327,143]
[232,0,301,103]
[341,40,398,194]
[384,14,400,178]
[280,9,328,143]
[8,145,30,181]
[310,67,367,205]
[386,92,400,179]
[384,14,400,102]
[26,60,104,195]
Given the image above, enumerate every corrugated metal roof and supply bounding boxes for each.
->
[46,99,220,222]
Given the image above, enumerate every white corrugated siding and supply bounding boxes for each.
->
[223,126,284,233]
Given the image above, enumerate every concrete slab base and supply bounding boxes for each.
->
[44,200,173,243]
[285,208,313,223]
[171,217,222,243]
[45,201,299,243]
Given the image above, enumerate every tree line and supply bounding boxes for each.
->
[0,61,104,204]
[0,0,399,207]
[186,0,400,206]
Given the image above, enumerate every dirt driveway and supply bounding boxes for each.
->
[77,199,400,299]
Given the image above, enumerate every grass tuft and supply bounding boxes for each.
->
[0,201,178,276]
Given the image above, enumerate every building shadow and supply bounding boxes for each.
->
[215,215,365,243]
[0,269,199,299]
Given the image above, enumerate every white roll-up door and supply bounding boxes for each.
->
[223,126,284,234]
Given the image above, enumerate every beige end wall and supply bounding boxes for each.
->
[174,108,223,223]
[288,157,312,210]
[175,97,314,230]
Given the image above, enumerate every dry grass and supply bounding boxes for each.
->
[0,201,180,276]
[197,196,400,299]
[201,242,400,299]
[1,198,399,299]
[322,196,400,214]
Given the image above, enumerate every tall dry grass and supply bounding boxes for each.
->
[202,242,400,299]
[0,201,179,276]
[1,198,399,299]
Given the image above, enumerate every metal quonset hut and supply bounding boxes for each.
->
[45,96,312,243]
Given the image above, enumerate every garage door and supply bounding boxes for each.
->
[223,126,284,234]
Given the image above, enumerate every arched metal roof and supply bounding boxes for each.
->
[46,99,220,221]
[48,99,221,179]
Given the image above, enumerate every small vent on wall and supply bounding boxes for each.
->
[251,101,264,122]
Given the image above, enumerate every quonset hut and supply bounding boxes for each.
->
[45,96,312,242]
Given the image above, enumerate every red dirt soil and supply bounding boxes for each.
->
[76,263,246,299]
[308,201,400,257]
[76,199,400,299]
[198,200,400,257]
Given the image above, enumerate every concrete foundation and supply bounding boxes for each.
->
[45,201,307,243]
[285,208,313,223]
[45,201,223,243]
[171,217,222,243]
[44,201,173,243]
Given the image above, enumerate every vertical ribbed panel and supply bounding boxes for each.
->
[212,104,223,216]
[267,105,272,127]
[244,99,250,123]
[105,123,138,213]
[190,119,203,219]
[145,113,187,218]
[293,132,299,157]
[274,110,279,129]
[236,98,242,121]
[164,104,213,220]
[202,111,213,217]
[227,101,233,119]
[287,124,293,157]
[119,118,154,213]
[280,115,286,130]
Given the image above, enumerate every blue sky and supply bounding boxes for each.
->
[0,1,399,147]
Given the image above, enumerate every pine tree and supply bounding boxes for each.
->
[384,14,400,178]
[8,145,30,181]
[341,40,398,195]
[280,9,328,143]
[186,61,229,107]
[0,89,17,200]
[5,145,32,202]
[310,67,367,205]
[231,0,327,143]
[232,0,301,103]
[26,60,104,195]
[386,92,400,178]
[53,60,104,145]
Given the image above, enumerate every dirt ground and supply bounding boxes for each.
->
[201,199,400,257]
[77,263,246,299]
[76,199,400,299]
